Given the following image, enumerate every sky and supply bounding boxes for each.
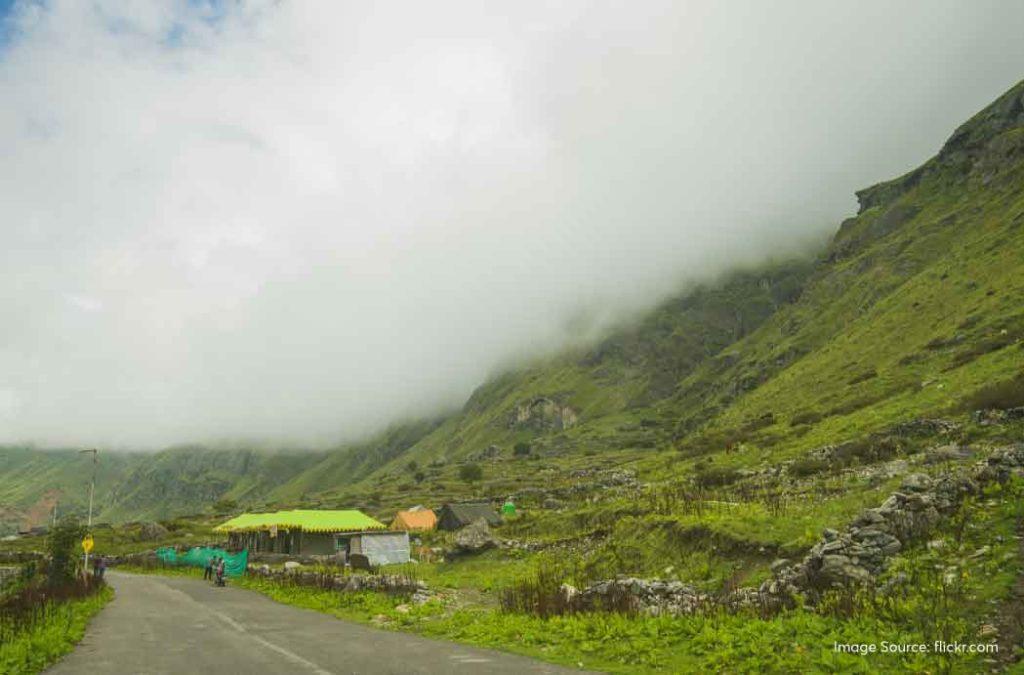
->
[2,1,1024,449]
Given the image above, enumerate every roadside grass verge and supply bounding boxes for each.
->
[0,584,113,675]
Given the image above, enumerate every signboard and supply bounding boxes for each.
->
[82,534,94,553]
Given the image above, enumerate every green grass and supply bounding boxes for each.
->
[0,585,114,675]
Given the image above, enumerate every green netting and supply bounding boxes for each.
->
[155,546,248,578]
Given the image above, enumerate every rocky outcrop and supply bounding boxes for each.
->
[508,397,578,432]
[856,80,1024,213]
[453,518,497,554]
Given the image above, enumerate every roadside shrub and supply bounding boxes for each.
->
[46,519,85,587]
[513,442,532,457]
[500,565,573,618]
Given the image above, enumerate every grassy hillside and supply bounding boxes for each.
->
[0,446,324,534]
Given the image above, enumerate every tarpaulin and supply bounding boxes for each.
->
[155,546,248,578]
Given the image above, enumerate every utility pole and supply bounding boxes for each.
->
[79,448,98,574]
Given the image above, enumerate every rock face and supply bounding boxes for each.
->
[856,80,1024,212]
[471,445,503,461]
[453,518,498,553]
[508,397,578,431]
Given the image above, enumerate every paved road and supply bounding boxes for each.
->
[49,572,589,675]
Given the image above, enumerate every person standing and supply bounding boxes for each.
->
[204,556,214,581]
[215,557,226,587]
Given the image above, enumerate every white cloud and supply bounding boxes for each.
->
[2,0,1023,447]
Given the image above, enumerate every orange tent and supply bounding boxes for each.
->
[389,509,437,532]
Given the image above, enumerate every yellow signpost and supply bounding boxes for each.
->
[82,534,94,554]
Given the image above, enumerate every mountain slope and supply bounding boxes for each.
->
[0,445,324,533]
[292,77,1024,509]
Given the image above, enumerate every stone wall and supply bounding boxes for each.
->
[567,443,1024,617]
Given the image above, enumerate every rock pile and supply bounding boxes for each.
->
[570,578,710,616]
[891,418,961,437]
[973,407,1024,426]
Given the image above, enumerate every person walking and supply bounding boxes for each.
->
[96,555,106,580]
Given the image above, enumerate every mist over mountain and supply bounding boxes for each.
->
[3,1,1024,448]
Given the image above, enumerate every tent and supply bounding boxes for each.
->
[435,503,501,531]
[389,509,438,531]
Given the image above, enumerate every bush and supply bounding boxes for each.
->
[789,457,830,477]
[693,466,741,488]
[413,470,426,483]
[46,519,86,587]
[458,463,483,482]
[212,499,237,514]
[513,442,532,457]
[847,368,877,385]
[789,410,824,427]
[956,372,1024,412]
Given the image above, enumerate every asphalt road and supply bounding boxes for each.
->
[48,571,589,675]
